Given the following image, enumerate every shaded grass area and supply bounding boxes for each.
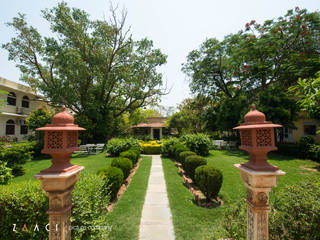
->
[162,150,320,240]
[105,156,152,240]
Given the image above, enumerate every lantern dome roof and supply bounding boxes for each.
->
[233,104,282,130]
[52,106,74,125]
[244,104,266,123]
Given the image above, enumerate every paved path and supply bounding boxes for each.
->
[139,155,175,240]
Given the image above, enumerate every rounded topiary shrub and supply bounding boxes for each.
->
[195,165,223,200]
[120,150,138,165]
[161,137,180,157]
[130,147,141,159]
[106,138,140,157]
[184,155,207,180]
[298,135,315,158]
[180,133,211,156]
[179,151,196,167]
[97,166,124,200]
[111,157,133,179]
[172,144,190,161]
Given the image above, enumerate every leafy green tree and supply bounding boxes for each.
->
[289,72,320,122]
[182,8,320,100]
[3,3,167,142]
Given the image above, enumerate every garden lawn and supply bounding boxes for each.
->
[105,156,152,240]
[162,150,320,240]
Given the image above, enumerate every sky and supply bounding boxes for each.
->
[0,0,319,108]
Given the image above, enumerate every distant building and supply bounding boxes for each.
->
[280,113,319,144]
[132,117,169,140]
[0,77,49,141]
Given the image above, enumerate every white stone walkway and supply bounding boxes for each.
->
[139,155,175,240]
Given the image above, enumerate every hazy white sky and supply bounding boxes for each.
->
[0,0,319,108]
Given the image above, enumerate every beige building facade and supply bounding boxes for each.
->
[0,77,49,141]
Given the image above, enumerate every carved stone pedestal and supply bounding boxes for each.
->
[235,164,285,240]
[34,166,84,240]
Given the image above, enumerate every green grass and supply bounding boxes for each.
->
[162,150,320,240]
[105,156,152,240]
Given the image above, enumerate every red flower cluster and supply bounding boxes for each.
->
[244,65,249,69]
[296,15,300,21]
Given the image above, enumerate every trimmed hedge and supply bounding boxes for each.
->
[120,150,138,165]
[142,145,161,154]
[308,144,320,162]
[97,166,124,200]
[276,143,300,157]
[180,134,211,156]
[0,173,111,240]
[298,136,315,157]
[195,165,223,199]
[106,138,140,157]
[222,179,320,240]
[184,155,207,180]
[111,157,133,179]
[161,137,180,157]
[0,142,34,167]
[179,151,197,167]
[172,143,189,161]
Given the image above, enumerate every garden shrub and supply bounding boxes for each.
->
[222,179,320,240]
[111,157,133,179]
[195,165,223,200]
[172,143,189,161]
[161,137,180,157]
[180,133,211,156]
[184,155,207,180]
[11,164,26,177]
[130,146,141,158]
[298,136,315,158]
[0,161,13,185]
[308,144,320,162]
[140,141,162,154]
[179,151,196,167]
[106,138,140,157]
[0,174,111,240]
[97,166,124,200]
[0,142,34,167]
[120,150,138,165]
[276,143,300,157]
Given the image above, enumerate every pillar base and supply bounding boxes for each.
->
[234,164,285,240]
[34,166,84,240]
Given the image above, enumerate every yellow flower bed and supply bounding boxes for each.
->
[139,140,162,154]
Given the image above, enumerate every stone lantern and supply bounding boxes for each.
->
[34,106,85,240]
[233,104,285,240]
[233,104,282,171]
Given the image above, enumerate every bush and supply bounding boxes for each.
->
[222,179,320,240]
[161,137,180,157]
[179,151,197,167]
[97,166,124,200]
[11,164,25,177]
[120,150,138,165]
[298,136,315,158]
[0,174,111,240]
[276,143,300,157]
[184,155,207,180]
[308,144,320,162]
[0,142,34,167]
[130,146,141,158]
[172,143,189,161]
[0,161,13,185]
[111,157,133,179]
[195,165,223,199]
[106,138,140,157]
[180,133,211,156]
[142,144,161,154]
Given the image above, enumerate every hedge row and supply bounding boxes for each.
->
[0,174,111,240]
[99,145,141,200]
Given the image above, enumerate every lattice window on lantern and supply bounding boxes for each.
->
[67,131,78,148]
[256,129,272,147]
[241,130,252,146]
[47,131,63,149]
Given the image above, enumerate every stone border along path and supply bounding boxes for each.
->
[139,154,175,240]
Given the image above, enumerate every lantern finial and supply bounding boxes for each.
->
[61,105,66,112]
[251,104,256,111]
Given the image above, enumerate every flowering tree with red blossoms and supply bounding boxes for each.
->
[182,7,320,100]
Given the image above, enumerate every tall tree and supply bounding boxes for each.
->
[3,3,167,142]
[182,8,320,100]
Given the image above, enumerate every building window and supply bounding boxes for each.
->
[7,92,16,106]
[6,119,15,135]
[304,124,317,136]
[20,121,28,135]
[22,96,29,108]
